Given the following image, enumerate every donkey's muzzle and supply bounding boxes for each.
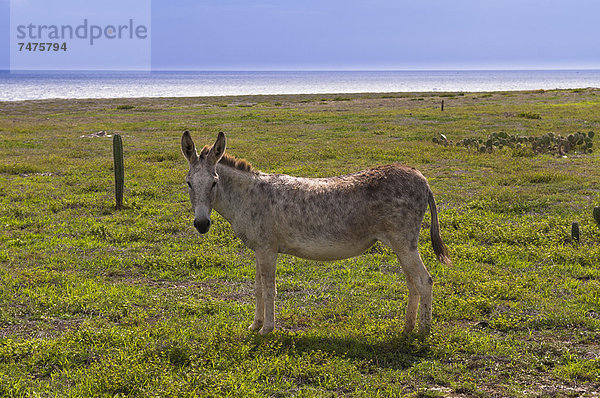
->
[194,218,211,234]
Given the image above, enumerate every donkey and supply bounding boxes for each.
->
[181,131,451,336]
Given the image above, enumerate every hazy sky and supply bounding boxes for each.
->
[2,0,600,70]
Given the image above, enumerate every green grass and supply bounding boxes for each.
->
[1,89,600,397]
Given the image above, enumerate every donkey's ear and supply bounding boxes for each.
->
[208,132,226,164]
[181,130,198,164]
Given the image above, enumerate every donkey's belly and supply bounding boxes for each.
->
[278,238,377,261]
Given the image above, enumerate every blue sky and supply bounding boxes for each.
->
[2,0,600,70]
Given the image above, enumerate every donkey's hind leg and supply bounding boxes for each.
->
[402,250,433,336]
[403,276,420,334]
[388,242,434,336]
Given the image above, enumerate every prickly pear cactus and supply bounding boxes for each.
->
[441,130,594,155]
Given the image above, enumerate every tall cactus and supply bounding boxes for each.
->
[594,206,600,228]
[113,134,124,210]
[571,221,580,243]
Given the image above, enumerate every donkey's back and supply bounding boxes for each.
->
[257,164,434,261]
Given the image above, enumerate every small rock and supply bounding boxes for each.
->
[80,130,112,138]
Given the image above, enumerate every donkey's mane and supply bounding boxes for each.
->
[200,145,255,173]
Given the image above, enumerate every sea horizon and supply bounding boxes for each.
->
[3,68,600,74]
[1,69,600,102]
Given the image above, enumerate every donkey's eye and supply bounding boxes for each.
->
[211,181,217,189]
[187,181,192,189]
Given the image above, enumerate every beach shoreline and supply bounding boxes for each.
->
[2,69,600,101]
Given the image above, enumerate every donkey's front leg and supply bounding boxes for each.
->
[249,256,264,331]
[255,249,278,335]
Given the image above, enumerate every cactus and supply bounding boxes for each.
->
[593,207,600,227]
[432,130,593,155]
[571,222,580,243]
[113,134,124,210]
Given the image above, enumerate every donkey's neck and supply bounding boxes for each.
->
[213,163,261,226]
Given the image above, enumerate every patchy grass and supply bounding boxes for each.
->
[519,111,542,120]
[1,89,600,397]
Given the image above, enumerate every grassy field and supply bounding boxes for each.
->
[1,89,600,397]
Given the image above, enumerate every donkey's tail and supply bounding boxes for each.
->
[428,189,452,265]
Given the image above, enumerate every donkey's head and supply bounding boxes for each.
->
[181,131,226,234]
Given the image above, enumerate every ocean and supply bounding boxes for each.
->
[1,70,600,102]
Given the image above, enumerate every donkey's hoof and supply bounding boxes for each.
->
[248,321,263,332]
[259,326,274,336]
[403,326,415,335]
[417,326,431,338]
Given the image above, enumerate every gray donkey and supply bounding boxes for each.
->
[181,131,451,336]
